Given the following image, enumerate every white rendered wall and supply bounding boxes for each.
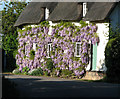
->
[48,21,57,35]
[23,21,109,72]
[96,23,109,72]
[73,21,109,71]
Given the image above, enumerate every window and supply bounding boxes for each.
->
[45,8,49,20]
[25,45,27,56]
[33,43,37,51]
[47,43,52,58]
[24,43,29,57]
[83,2,87,17]
[75,42,81,57]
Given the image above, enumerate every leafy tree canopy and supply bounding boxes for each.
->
[2,2,28,54]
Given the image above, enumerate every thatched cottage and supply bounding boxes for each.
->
[14,2,120,80]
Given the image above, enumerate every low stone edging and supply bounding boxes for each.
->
[82,71,105,80]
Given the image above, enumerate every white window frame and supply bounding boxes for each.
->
[25,45,27,56]
[25,42,29,58]
[75,42,81,57]
[45,8,49,20]
[83,2,87,17]
[33,43,37,51]
[47,43,52,58]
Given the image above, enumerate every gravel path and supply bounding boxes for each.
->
[4,74,120,98]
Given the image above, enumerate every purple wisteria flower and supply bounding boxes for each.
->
[16,22,98,77]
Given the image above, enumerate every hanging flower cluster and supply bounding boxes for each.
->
[15,21,99,77]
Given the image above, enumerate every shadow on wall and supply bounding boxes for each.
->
[98,63,107,72]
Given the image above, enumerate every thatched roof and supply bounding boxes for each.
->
[84,2,116,22]
[14,2,58,27]
[48,2,83,22]
[15,2,116,27]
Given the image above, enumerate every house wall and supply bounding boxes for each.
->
[41,21,109,72]
[95,23,109,72]
[23,21,109,72]
[109,2,120,31]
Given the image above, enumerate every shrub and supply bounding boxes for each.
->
[43,71,50,76]
[45,58,54,71]
[22,66,30,75]
[50,68,61,77]
[29,68,43,76]
[105,36,120,82]
[12,68,20,74]
[61,69,73,78]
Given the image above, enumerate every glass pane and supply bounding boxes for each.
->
[49,45,51,57]
[77,44,80,55]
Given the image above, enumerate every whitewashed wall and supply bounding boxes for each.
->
[95,23,109,72]
[72,21,109,72]
[44,21,109,72]
[23,21,109,72]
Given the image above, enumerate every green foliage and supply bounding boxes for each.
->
[61,69,73,77]
[12,68,20,74]
[53,21,75,30]
[2,2,27,71]
[40,21,49,26]
[29,68,43,76]
[80,20,88,28]
[22,66,30,74]
[2,2,27,53]
[105,36,120,82]
[29,50,35,60]
[109,25,120,39]
[44,71,50,76]
[45,58,54,70]
[13,49,18,59]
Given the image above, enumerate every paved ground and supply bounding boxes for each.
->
[4,74,120,98]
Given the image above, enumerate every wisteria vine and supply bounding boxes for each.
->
[15,21,99,77]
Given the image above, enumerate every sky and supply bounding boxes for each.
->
[0,1,5,11]
[0,0,31,11]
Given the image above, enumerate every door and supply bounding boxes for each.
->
[92,43,97,71]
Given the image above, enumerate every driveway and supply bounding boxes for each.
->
[4,74,120,98]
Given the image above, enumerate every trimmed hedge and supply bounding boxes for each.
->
[105,36,120,82]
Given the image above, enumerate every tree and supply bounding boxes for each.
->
[2,2,28,71]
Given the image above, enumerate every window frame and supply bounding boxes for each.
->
[75,42,81,57]
[33,42,37,51]
[83,2,87,17]
[45,8,49,20]
[47,42,52,58]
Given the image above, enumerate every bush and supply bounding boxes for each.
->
[105,36,120,82]
[43,71,50,76]
[61,69,73,78]
[50,68,61,77]
[12,68,20,74]
[22,66,30,75]
[29,68,43,76]
[46,58,54,71]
